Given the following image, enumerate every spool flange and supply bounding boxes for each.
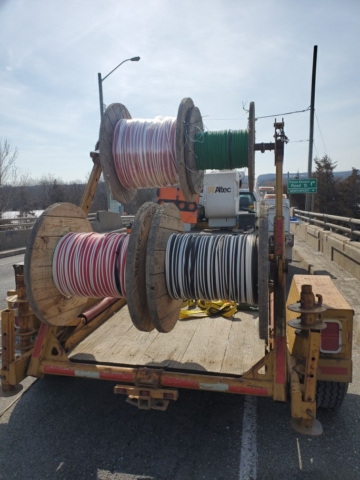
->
[99,103,136,205]
[126,202,159,332]
[146,203,184,333]
[24,203,92,326]
[183,103,204,196]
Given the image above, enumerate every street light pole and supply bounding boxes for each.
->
[98,56,140,120]
[97,56,140,211]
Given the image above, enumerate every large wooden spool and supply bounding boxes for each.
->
[24,203,92,326]
[146,203,184,333]
[99,98,204,205]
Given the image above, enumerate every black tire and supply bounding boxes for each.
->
[316,381,348,410]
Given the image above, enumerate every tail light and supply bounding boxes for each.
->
[320,320,342,354]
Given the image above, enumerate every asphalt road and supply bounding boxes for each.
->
[0,254,360,479]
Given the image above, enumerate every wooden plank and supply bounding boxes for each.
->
[99,322,159,365]
[180,316,233,373]
[221,312,265,375]
[138,318,200,368]
[70,307,133,361]
[69,306,264,375]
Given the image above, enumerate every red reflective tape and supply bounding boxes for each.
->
[99,372,134,382]
[32,324,49,358]
[228,385,268,396]
[319,366,348,376]
[276,336,286,384]
[162,376,199,389]
[43,365,75,376]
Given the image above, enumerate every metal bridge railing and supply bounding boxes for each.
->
[294,209,360,241]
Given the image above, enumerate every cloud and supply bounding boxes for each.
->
[0,0,360,182]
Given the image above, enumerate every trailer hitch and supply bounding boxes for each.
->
[114,367,178,411]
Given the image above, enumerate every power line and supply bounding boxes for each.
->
[315,111,328,156]
[202,106,310,121]
[255,107,310,120]
[313,141,319,158]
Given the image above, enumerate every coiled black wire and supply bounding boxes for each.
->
[165,233,258,305]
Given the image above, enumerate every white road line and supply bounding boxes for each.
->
[239,395,257,480]
[296,438,303,470]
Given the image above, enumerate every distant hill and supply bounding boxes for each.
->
[257,171,352,186]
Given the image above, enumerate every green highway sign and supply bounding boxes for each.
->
[287,178,317,194]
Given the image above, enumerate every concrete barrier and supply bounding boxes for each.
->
[90,211,133,233]
[0,211,134,251]
[291,222,360,281]
[0,229,32,251]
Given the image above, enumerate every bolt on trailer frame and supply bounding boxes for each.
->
[1,110,353,435]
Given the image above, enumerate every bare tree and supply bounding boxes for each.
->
[0,139,18,186]
[0,139,19,214]
[39,173,65,208]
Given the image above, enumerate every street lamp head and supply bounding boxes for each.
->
[131,56,140,61]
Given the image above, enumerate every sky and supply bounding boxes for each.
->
[1,0,359,183]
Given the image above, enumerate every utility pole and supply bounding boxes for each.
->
[305,45,318,212]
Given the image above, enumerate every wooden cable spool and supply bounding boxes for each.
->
[24,203,92,326]
[146,203,184,333]
[99,98,204,205]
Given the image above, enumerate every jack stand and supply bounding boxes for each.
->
[288,284,327,436]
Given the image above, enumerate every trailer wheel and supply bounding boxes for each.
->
[316,381,348,410]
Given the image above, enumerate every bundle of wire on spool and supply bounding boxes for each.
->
[146,203,259,333]
[24,202,159,330]
[99,98,204,205]
[194,129,249,170]
[193,101,256,192]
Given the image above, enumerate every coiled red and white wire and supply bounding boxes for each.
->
[165,233,258,305]
[112,116,179,189]
[53,232,129,298]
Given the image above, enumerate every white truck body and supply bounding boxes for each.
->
[198,171,294,260]
[200,171,240,227]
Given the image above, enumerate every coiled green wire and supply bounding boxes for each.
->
[194,130,249,170]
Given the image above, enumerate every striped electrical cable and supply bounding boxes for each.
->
[165,233,258,305]
[112,117,179,189]
[53,232,129,298]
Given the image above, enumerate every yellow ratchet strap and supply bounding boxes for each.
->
[179,299,237,320]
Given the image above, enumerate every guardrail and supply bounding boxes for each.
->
[294,209,360,241]
[0,214,135,232]
[0,217,37,231]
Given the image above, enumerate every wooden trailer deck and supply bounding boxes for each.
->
[69,306,265,375]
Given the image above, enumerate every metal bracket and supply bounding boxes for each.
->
[114,384,178,411]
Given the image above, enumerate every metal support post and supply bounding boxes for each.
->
[273,120,288,401]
